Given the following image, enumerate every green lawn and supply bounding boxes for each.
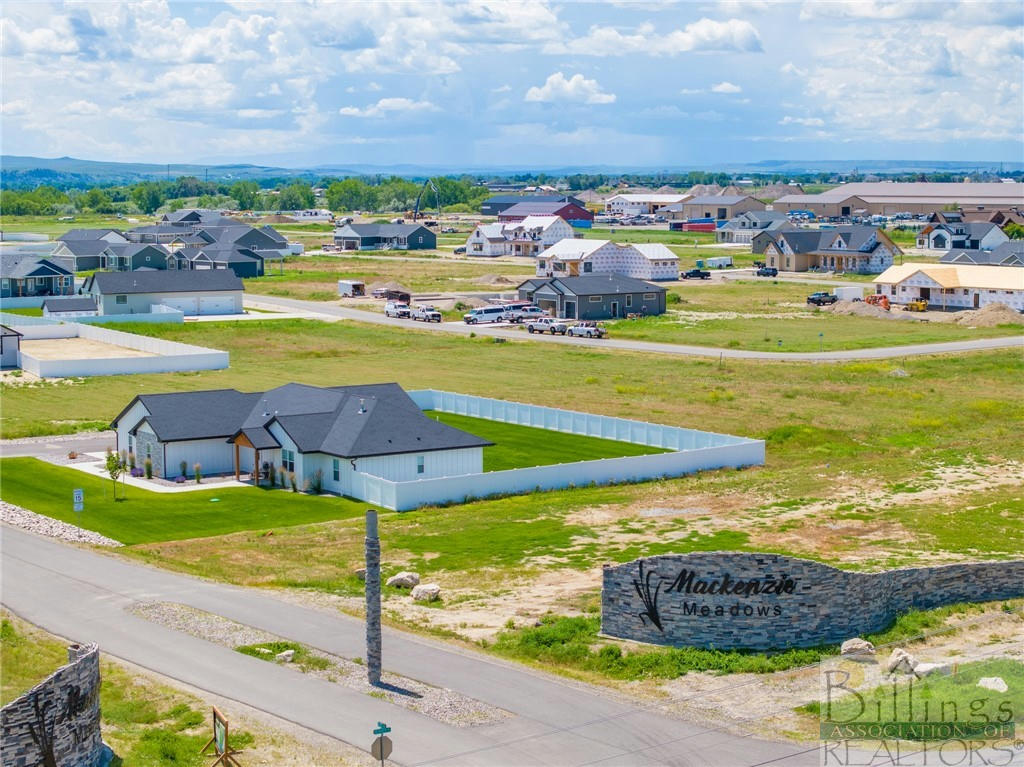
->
[0,307,42,316]
[0,458,367,545]
[428,411,669,471]
[583,227,717,246]
[0,214,153,237]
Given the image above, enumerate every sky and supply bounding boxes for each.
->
[2,0,1022,169]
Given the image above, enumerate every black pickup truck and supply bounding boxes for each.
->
[807,291,838,306]
[755,266,778,277]
[682,268,711,280]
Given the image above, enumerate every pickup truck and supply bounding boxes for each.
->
[806,292,838,306]
[502,305,544,323]
[525,317,567,335]
[567,321,606,339]
[411,305,442,322]
[755,266,779,277]
[384,301,411,318]
[682,268,711,280]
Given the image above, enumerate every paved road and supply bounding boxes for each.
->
[246,294,1024,362]
[1,526,818,767]
[0,432,115,459]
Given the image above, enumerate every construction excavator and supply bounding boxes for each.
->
[412,179,441,222]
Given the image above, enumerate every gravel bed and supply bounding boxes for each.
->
[130,601,509,727]
[0,501,123,547]
[0,430,114,446]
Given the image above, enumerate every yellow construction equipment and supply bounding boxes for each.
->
[905,298,928,312]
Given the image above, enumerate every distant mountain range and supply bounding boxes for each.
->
[1,155,1019,188]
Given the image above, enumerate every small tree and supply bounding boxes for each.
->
[193,462,202,484]
[180,460,188,478]
[144,458,153,479]
[105,450,123,500]
[128,451,136,470]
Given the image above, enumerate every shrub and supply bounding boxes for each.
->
[130,467,144,477]
[268,462,276,487]
[144,459,153,479]
[174,475,186,484]
[193,462,202,484]
[310,469,323,494]
[128,452,136,469]
[667,292,682,304]
[180,460,188,478]
[67,451,78,460]
[289,472,297,492]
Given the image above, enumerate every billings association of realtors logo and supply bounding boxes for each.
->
[631,560,800,632]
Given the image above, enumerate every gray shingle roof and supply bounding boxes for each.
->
[941,240,1024,266]
[54,240,113,256]
[337,224,432,238]
[114,383,492,458]
[42,297,97,312]
[85,270,243,295]
[499,202,589,218]
[58,228,124,242]
[0,253,74,279]
[533,275,666,296]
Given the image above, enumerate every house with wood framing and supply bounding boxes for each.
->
[536,239,678,281]
[873,263,1024,311]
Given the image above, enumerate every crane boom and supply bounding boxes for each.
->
[412,179,441,222]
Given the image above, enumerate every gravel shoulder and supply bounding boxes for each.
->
[1,500,122,547]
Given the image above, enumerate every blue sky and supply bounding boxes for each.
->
[2,1,1022,168]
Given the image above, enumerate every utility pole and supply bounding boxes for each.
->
[365,509,382,686]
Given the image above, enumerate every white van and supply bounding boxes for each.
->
[463,305,506,324]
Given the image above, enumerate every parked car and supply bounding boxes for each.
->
[567,321,607,338]
[502,305,544,323]
[441,226,456,233]
[756,267,779,277]
[526,317,567,335]
[453,246,466,255]
[463,305,506,324]
[806,292,838,306]
[682,268,711,280]
[384,301,411,318]
[411,305,442,322]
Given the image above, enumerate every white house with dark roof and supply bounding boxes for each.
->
[940,241,1024,267]
[465,215,573,257]
[83,270,244,315]
[605,193,689,217]
[715,211,794,244]
[916,221,1009,251]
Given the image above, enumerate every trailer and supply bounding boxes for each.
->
[833,286,864,302]
[338,280,366,297]
[704,256,734,269]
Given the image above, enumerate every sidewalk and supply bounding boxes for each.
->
[67,453,252,493]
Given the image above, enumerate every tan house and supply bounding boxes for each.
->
[761,226,901,274]
[669,195,766,221]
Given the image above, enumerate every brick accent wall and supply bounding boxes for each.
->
[601,553,1024,650]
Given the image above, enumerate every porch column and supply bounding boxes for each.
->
[254,449,260,484]
[234,443,240,481]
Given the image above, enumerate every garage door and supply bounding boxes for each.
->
[199,296,236,315]
[162,296,198,315]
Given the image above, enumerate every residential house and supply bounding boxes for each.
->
[497,201,593,227]
[773,182,1024,217]
[715,211,795,245]
[915,221,1009,251]
[940,241,1024,267]
[480,194,584,216]
[173,245,267,278]
[333,223,436,251]
[536,239,678,281]
[194,224,290,257]
[103,243,172,271]
[518,275,667,320]
[0,325,22,369]
[464,216,573,257]
[110,382,491,488]
[42,297,99,318]
[604,194,689,217]
[83,270,244,316]
[0,253,75,298]
[53,228,130,270]
[760,226,900,274]
[873,263,1024,311]
[672,195,766,221]
[159,209,230,226]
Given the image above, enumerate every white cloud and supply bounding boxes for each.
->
[0,99,31,116]
[492,84,512,93]
[779,115,825,127]
[525,72,616,104]
[780,61,807,77]
[711,81,742,93]
[238,108,286,119]
[547,17,762,56]
[679,88,704,95]
[65,100,101,115]
[338,97,439,117]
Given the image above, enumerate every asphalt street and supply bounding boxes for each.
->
[1,526,819,767]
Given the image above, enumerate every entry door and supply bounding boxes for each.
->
[564,301,576,319]
[973,292,980,308]
[611,301,619,318]
[920,287,931,300]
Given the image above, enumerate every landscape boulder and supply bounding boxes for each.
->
[886,648,918,675]
[840,638,875,660]
[977,676,1008,693]
[914,662,954,677]
[354,568,366,581]
[411,583,441,603]
[386,571,420,588]
[275,649,295,663]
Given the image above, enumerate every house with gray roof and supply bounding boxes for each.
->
[173,245,267,278]
[160,209,229,225]
[50,238,118,271]
[940,240,1024,267]
[103,243,173,271]
[0,253,75,298]
[83,270,244,316]
[916,221,1009,251]
[334,223,436,251]
[110,383,491,490]
[518,275,666,320]
[759,225,901,273]
[480,194,584,216]
[42,297,99,318]
[715,210,794,245]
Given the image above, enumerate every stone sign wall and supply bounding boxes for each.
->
[601,552,1024,650]
[1,643,105,767]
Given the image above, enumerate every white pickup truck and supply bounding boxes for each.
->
[411,305,442,322]
[502,305,545,323]
[525,317,568,335]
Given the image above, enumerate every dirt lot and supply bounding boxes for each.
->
[20,338,155,359]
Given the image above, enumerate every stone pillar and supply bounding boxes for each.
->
[365,509,382,686]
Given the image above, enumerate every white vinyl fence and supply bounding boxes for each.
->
[352,390,764,511]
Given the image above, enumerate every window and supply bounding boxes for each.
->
[583,262,593,273]
[115,294,127,304]
[538,260,546,269]
[146,444,151,460]
[625,295,633,307]
[553,262,565,271]
[589,295,603,303]
[145,255,151,262]
[1,279,8,290]
[643,293,656,300]
[417,455,424,474]
[332,458,340,481]
[417,236,423,244]
[281,449,295,472]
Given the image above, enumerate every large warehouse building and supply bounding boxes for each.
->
[774,182,1024,217]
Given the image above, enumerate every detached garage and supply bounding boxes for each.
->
[83,270,244,317]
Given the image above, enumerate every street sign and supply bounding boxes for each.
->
[371,735,392,762]
[73,488,84,513]
[373,722,391,736]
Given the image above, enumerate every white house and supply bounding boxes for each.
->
[873,263,1024,311]
[42,297,99,318]
[916,222,1009,251]
[605,194,689,217]
[83,270,244,316]
[464,215,573,257]
[536,239,678,281]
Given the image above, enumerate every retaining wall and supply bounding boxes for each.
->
[601,552,1024,650]
[0,643,105,767]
